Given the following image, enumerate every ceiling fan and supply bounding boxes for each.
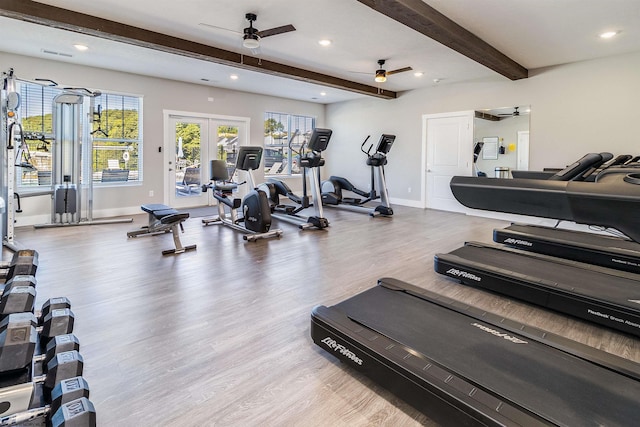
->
[498,107,521,117]
[199,13,296,53]
[374,59,412,83]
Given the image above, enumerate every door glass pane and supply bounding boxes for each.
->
[175,121,202,197]
[216,125,238,179]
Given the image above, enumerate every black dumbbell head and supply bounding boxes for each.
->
[6,249,38,278]
[50,376,91,415]
[45,334,81,365]
[40,297,72,320]
[45,350,84,390]
[50,397,96,427]
[0,285,36,316]
[3,275,37,292]
[40,308,75,339]
[0,313,37,373]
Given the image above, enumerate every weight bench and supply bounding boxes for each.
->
[127,204,196,255]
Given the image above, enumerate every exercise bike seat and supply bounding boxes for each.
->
[213,182,238,193]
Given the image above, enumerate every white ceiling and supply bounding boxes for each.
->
[1,0,639,104]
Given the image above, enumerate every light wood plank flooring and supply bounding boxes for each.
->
[7,205,640,426]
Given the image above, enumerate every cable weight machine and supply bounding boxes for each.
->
[34,88,132,228]
[2,69,131,249]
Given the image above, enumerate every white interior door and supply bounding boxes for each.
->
[424,111,474,212]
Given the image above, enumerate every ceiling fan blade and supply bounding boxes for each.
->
[257,24,296,38]
[198,22,242,35]
[386,66,413,76]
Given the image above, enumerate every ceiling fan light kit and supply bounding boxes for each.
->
[243,34,260,49]
[372,59,412,83]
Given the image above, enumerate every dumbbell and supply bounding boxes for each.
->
[0,250,38,282]
[0,378,95,427]
[0,304,76,374]
[0,276,37,316]
[0,349,87,417]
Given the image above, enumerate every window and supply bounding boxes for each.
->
[17,83,57,187]
[264,112,315,176]
[16,82,143,187]
[92,93,143,183]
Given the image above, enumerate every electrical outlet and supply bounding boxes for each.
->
[408,187,412,193]
[149,190,154,197]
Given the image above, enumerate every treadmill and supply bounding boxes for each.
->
[438,163,640,336]
[434,241,640,337]
[494,223,640,274]
[311,278,640,426]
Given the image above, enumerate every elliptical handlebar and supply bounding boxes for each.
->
[360,135,373,157]
[288,129,302,155]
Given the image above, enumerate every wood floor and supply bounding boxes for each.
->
[8,205,640,426]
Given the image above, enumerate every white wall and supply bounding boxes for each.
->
[325,51,640,206]
[1,52,325,225]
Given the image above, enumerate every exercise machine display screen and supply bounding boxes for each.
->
[308,128,332,152]
[377,134,396,154]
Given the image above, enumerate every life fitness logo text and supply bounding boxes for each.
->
[321,337,363,366]
[446,268,481,282]
[503,238,533,247]
[471,323,528,344]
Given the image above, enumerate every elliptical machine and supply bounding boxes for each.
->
[260,128,332,230]
[202,146,283,241]
[321,134,395,217]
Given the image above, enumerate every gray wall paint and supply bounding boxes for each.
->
[325,51,640,205]
[1,52,325,225]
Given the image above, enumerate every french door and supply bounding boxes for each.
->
[165,112,248,208]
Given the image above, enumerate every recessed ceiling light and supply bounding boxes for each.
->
[73,44,88,51]
[318,39,332,47]
[414,72,424,77]
[320,92,326,96]
[600,31,619,39]
[230,74,239,80]
[433,78,441,83]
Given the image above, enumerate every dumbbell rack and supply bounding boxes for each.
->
[0,250,96,426]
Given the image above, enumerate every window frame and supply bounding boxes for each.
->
[15,82,144,190]
[263,111,316,177]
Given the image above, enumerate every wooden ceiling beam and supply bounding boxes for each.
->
[0,0,397,99]
[356,0,528,80]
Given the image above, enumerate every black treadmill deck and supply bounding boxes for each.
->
[435,241,640,337]
[311,278,640,426]
[494,223,640,274]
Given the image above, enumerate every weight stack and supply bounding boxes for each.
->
[54,185,77,215]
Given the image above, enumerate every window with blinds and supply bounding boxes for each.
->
[16,82,143,187]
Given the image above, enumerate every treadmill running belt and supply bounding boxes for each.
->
[435,242,640,337]
[311,278,640,426]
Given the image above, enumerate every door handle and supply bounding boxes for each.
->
[168,168,173,171]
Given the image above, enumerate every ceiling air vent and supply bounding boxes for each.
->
[41,49,73,58]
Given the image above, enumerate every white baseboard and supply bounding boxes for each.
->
[14,206,141,227]
[389,197,423,208]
